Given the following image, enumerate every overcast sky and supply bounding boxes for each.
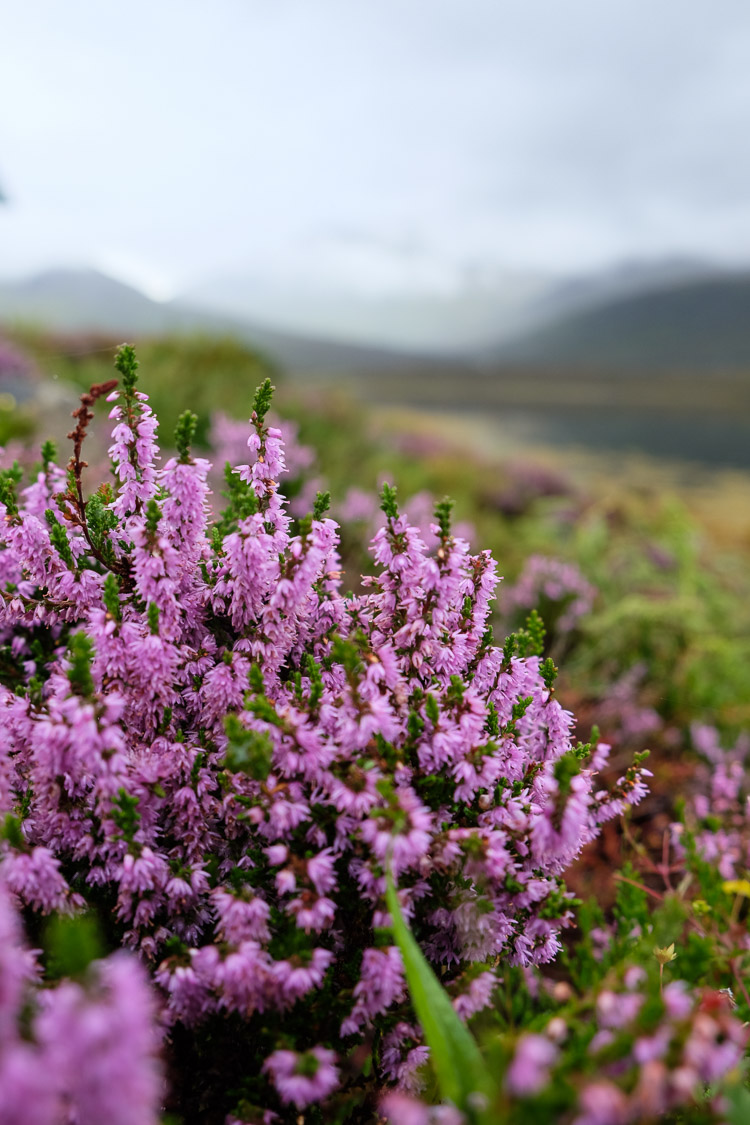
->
[2,0,750,299]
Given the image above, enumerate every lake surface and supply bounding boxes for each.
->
[490,406,750,469]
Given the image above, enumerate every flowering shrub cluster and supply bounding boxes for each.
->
[0,335,36,383]
[588,663,662,749]
[0,879,161,1125]
[0,346,658,1121]
[210,409,321,519]
[501,555,597,639]
[380,813,750,1125]
[673,724,750,881]
[385,973,748,1125]
[211,412,475,560]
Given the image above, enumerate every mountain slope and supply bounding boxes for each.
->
[489,274,750,373]
[0,269,439,374]
[0,269,170,334]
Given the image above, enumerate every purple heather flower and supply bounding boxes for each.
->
[451,971,496,1021]
[381,1091,465,1125]
[505,1032,558,1097]
[596,989,643,1029]
[263,1046,339,1109]
[341,946,405,1035]
[3,846,80,914]
[37,952,163,1125]
[0,1043,59,1125]
[503,554,596,633]
[573,1080,629,1125]
[662,980,693,1021]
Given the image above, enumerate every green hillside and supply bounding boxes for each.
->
[493,274,750,373]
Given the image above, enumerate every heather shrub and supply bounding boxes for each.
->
[0,346,657,1122]
[500,554,597,648]
[0,879,161,1125]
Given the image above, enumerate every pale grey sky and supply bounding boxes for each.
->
[2,0,750,298]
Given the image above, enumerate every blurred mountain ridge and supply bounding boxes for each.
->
[2,262,750,375]
[489,270,750,374]
[0,268,442,375]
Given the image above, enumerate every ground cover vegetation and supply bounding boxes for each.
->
[0,333,749,1123]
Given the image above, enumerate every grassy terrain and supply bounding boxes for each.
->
[304,363,750,469]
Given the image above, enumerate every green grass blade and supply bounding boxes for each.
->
[385,870,497,1117]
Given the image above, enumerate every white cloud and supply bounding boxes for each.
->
[2,0,750,295]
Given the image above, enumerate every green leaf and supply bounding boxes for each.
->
[66,633,95,698]
[723,1081,750,1125]
[44,912,105,980]
[385,869,496,1119]
[223,714,273,780]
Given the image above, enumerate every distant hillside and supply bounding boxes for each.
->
[184,258,721,355]
[525,256,716,325]
[7,266,750,379]
[489,274,750,373]
[0,270,171,335]
[0,269,438,375]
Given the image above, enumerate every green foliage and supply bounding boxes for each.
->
[517,610,546,658]
[217,461,258,536]
[0,813,27,851]
[85,488,118,563]
[313,490,331,520]
[102,572,122,622]
[222,714,273,780]
[112,787,141,843]
[0,407,34,448]
[145,498,161,536]
[553,750,582,796]
[248,663,264,695]
[66,632,95,698]
[725,1081,750,1124]
[45,509,75,568]
[44,912,105,981]
[434,496,455,539]
[540,657,558,690]
[612,862,650,941]
[305,653,324,710]
[252,378,275,424]
[0,460,23,516]
[380,481,399,520]
[175,409,198,463]
[114,342,139,392]
[41,439,57,469]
